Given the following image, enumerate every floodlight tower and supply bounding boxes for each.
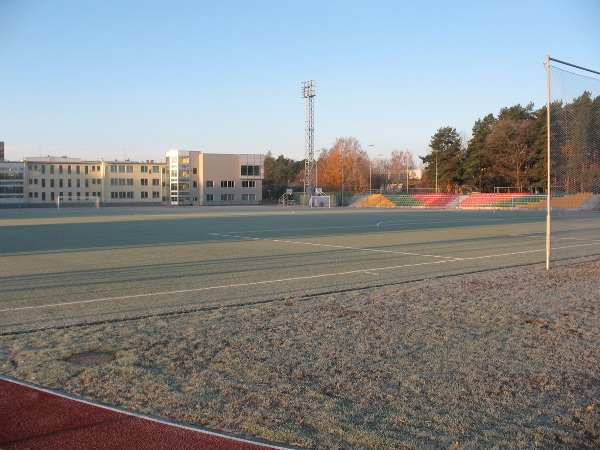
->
[302,80,316,201]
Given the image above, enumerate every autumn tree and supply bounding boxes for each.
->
[317,137,369,193]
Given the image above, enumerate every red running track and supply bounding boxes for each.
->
[0,375,300,450]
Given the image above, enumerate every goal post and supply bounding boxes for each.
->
[309,195,331,208]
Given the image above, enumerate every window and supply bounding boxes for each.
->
[41,165,46,174]
[85,180,89,188]
[242,180,256,188]
[67,165,72,174]
[50,179,55,188]
[67,179,72,188]
[152,191,160,198]
[141,192,149,198]
[76,179,80,188]
[42,192,46,201]
[141,165,148,173]
[221,194,234,201]
[141,179,148,186]
[241,165,260,176]
[118,165,125,173]
[192,167,198,175]
[220,180,234,188]
[152,166,160,173]
[59,179,63,188]
[242,193,256,201]
[41,179,45,188]
[85,166,89,174]
[192,181,197,187]
[126,165,133,173]
[206,180,213,188]
[50,166,55,174]
[58,165,63,174]
[152,179,159,186]
[76,166,80,174]
[206,194,213,201]
[127,179,134,186]
[111,165,117,173]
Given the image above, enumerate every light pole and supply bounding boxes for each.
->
[368,144,374,193]
[435,153,438,194]
[341,145,344,206]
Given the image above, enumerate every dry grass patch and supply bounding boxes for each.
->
[1,260,599,449]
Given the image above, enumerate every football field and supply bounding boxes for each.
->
[1,206,598,334]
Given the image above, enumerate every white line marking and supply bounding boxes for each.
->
[0,246,556,313]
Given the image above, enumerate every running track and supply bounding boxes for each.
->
[0,376,301,450]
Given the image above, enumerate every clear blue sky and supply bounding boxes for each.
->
[1,0,599,163]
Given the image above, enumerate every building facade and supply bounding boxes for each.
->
[0,150,264,207]
[167,150,264,206]
[0,161,24,205]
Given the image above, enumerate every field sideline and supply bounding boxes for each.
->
[1,206,598,335]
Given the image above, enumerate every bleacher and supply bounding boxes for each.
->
[355,192,597,210]
[411,193,458,207]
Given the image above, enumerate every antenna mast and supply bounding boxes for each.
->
[302,80,316,201]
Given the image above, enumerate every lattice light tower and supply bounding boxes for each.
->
[302,80,316,200]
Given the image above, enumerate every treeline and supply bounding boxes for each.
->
[263,139,416,198]
[264,91,600,199]
[421,93,600,193]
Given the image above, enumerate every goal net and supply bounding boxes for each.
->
[309,195,331,208]
[546,56,600,267]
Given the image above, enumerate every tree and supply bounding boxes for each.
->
[420,127,465,192]
[463,113,496,191]
[390,150,415,191]
[483,115,539,191]
[263,152,304,199]
[317,137,369,193]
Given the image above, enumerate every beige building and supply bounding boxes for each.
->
[22,157,165,206]
[167,150,264,206]
[12,151,264,207]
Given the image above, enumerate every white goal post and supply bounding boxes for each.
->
[309,195,331,208]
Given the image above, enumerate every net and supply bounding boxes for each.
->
[546,57,600,266]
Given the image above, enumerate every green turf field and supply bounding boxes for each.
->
[1,207,598,334]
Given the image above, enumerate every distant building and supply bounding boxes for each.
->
[1,150,265,207]
[0,141,4,162]
[0,161,24,205]
[166,150,264,206]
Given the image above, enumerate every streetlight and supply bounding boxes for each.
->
[341,145,344,206]
[368,144,374,194]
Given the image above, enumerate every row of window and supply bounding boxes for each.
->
[28,192,102,200]
[28,178,102,188]
[109,165,161,173]
[205,194,256,201]
[191,180,256,188]
[28,164,102,174]
[110,191,161,199]
[109,178,161,186]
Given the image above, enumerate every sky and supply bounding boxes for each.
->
[1,0,599,164]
